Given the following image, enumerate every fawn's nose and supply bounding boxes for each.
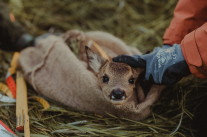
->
[111,90,126,100]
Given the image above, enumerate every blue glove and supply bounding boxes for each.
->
[113,44,191,85]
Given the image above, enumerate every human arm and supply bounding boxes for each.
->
[163,0,207,78]
[113,0,207,84]
[163,0,207,45]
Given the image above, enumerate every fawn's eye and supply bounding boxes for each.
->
[129,78,135,84]
[103,76,109,83]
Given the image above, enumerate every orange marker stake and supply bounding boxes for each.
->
[6,74,16,98]
[5,52,20,98]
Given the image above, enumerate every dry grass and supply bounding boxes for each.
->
[0,0,206,136]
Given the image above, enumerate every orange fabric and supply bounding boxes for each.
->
[181,23,207,78]
[9,12,15,22]
[163,0,207,78]
[163,0,207,45]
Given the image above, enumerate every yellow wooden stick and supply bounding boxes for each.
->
[16,71,30,137]
[9,52,20,75]
[87,40,110,60]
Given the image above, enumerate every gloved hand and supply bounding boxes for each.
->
[113,44,191,86]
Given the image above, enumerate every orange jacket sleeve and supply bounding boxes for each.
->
[163,0,207,45]
[181,23,207,79]
[163,0,207,78]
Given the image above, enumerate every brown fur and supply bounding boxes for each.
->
[17,30,165,121]
[109,62,131,75]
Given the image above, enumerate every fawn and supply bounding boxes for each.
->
[62,30,161,107]
[85,46,143,105]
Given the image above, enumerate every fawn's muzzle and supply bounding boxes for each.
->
[110,90,126,100]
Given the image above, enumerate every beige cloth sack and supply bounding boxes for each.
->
[18,34,165,121]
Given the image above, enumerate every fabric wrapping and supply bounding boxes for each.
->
[18,35,165,121]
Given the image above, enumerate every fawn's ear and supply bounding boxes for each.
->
[85,46,108,73]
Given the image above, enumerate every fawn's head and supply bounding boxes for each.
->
[86,46,143,105]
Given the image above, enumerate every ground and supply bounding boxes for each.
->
[0,0,207,136]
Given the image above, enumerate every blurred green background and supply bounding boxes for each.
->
[9,0,177,52]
